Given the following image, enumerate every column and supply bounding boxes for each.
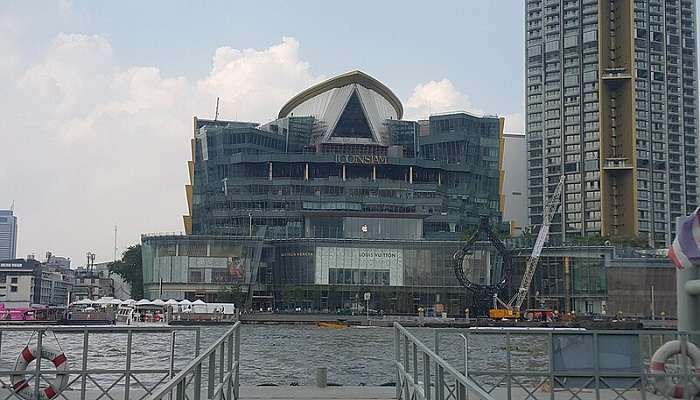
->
[409,167,413,184]
[372,166,376,181]
[342,165,346,181]
[304,163,309,180]
[268,162,273,181]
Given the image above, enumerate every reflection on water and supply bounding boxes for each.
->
[0,325,548,387]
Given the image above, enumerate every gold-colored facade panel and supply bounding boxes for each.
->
[598,0,638,238]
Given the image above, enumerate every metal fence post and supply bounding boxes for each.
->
[394,325,401,400]
[548,333,555,400]
[234,325,240,400]
[423,352,431,400]
[227,331,234,400]
[593,333,600,400]
[412,343,418,386]
[34,330,43,400]
[207,352,216,398]
[219,342,225,384]
[506,332,511,400]
[125,330,133,400]
[436,365,445,399]
[80,330,89,400]
[169,331,176,400]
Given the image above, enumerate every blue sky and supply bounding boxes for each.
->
[0,1,529,265]
[35,1,526,117]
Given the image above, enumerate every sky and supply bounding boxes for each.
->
[0,1,527,266]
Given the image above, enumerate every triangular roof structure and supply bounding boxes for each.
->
[328,90,373,140]
[277,70,403,146]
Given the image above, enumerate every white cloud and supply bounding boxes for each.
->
[404,78,483,120]
[1,31,322,265]
[405,78,524,133]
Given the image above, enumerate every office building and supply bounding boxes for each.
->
[0,257,73,308]
[0,210,17,260]
[525,0,699,247]
[144,70,507,313]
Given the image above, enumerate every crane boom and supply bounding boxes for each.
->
[511,175,565,310]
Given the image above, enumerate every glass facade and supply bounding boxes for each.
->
[525,0,699,247]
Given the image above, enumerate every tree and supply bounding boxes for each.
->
[108,245,144,299]
[217,284,243,305]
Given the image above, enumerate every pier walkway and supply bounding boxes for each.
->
[0,323,698,400]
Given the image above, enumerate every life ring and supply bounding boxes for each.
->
[649,340,700,399]
[11,345,69,400]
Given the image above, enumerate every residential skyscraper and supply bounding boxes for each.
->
[526,0,699,247]
[0,210,17,260]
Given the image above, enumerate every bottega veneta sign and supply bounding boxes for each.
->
[334,154,388,165]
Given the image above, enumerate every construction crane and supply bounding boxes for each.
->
[489,175,565,319]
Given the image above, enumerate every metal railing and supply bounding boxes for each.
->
[0,325,201,400]
[146,322,240,400]
[427,327,700,400]
[394,322,496,400]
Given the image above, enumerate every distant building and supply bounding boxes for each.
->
[502,134,527,236]
[0,210,17,261]
[510,246,676,318]
[94,261,131,300]
[525,0,699,247]
[0,258,73,307]
[73,267,114,300]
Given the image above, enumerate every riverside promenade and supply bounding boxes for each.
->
[0,323,697,400]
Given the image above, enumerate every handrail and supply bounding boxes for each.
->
[0,325,201,400]
[394,322,496,400]
[147,322,240,400]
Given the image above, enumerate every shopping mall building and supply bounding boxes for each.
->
[142,71,508,314]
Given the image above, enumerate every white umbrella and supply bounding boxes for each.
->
[122,299,135,305]
[109,298,122,305]
[136,299,153,306]
[96,297,111,305]
[165,299,179,305]
[192,299,206,305]
[152,299,166,306]
[179,299,192,305]
[74,298,93,305]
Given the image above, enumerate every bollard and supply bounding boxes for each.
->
[315,367,327,388]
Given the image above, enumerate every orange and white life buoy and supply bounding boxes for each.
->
[649,340,700,399]
[11,345,69,400]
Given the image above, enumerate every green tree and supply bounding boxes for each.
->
[108,245,144,299]
[217,284,244,305]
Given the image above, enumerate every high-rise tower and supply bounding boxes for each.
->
[0,210,17,260]
[526,0,699,247]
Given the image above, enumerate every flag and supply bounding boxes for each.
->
[668,207,700,269]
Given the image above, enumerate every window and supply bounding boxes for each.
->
[10,277,17,283]
[10,286,18,292]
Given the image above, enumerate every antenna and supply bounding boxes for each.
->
[114,225,118,261]
[214,97,220,121]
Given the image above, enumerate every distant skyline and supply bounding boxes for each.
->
[0,1,692,265]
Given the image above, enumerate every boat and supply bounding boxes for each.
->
[316,321,350,329]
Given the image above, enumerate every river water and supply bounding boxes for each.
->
[0,325,548,387]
